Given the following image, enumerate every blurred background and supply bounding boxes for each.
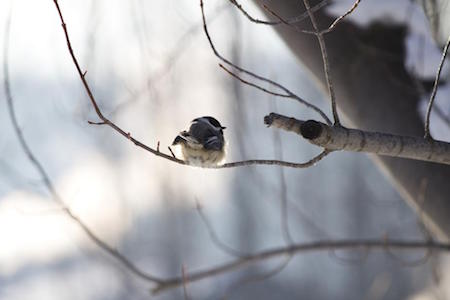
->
[0,0,448,299]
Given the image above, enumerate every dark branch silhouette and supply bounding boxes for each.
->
[152,238,450,294]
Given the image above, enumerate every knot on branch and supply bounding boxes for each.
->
[300,120,323,140]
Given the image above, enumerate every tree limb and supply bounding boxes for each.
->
[265,113,450,165]
[250,0,450,240]
[152,238,450,294]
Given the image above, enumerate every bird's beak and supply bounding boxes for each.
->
[221,126,226,130]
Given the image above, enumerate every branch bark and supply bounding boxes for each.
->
[265,113,450,165]
[252,0,450,239]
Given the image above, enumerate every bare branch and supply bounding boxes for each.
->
[219,63,331,124]
[152,239,450,294]
[424,34,450,139]
[228,0,330,26]
[322,0,361,34]
[168,146,177,159]
[265,113,450,165]
[4,7,163,284]
[302,0,340,125]
[201,0,332,125]
[52,0,329,170]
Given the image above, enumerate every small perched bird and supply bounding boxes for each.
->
[172,116,226,166]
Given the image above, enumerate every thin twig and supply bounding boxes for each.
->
[322,0,361,34]
[201,0,332,126]
[262,4,295,27]
[152,238,450,294]
[52,0,330,170]
[219,63,290,97]
[219,63,331,124]
[229,0,329,26]
[4,7,163,284]
[328,247,369,266]
[168,146,176,159]
[413,34,450,131]
[260,4,316,37]
[302,0,340,125]
[87,120,106,125]
[424,34,450,139]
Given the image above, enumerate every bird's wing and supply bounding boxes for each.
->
[203,135,223,151]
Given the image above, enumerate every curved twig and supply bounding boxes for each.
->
[152,239,450,294]
[52,0,330,169]
[322,0,362,34]
[201,0,332,125]
[424,34,450,139]
[219,63,331,124]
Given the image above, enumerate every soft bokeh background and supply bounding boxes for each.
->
[0,0,449,299]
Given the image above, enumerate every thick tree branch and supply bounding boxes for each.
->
[251,0,450,240]
[265,113,450,165]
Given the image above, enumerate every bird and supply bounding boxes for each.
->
[172,116,226,166]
